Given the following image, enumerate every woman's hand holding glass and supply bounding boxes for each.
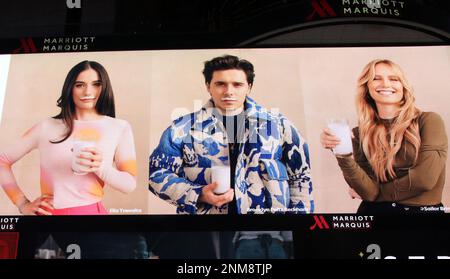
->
[75,147,103,174]
[321,128,361,200]
[320,128,342,151]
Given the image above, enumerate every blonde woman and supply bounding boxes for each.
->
[321,59,447,214]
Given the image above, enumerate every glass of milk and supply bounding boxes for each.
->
[71,140,96,175]
[211,165,231,194]
[327,118,353,155]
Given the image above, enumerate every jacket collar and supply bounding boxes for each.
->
[200,96,271,121]
[191,96,273,135]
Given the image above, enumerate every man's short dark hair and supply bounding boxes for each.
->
[202,55,255,85]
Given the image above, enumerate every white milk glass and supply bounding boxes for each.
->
[211,165,231,194]
[72,140,96,175]
[327,118,353,155]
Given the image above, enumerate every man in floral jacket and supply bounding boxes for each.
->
[149,55,313,214]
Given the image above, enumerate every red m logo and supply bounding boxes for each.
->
[309,215,330,230]
[12,38,38,54]
[0,232,19,259]
[306,0,337,21]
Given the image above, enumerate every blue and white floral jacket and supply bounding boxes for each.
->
[149,97,314,214]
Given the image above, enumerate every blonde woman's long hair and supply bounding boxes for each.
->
[356,59,421,182]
